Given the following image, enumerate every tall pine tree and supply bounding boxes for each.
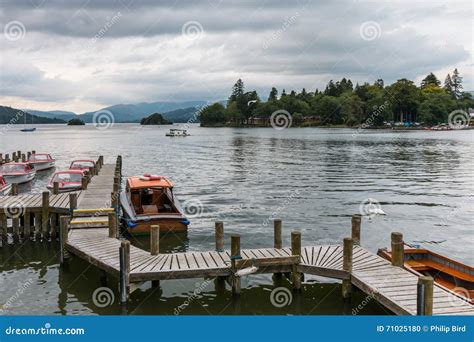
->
[451,68,463,99]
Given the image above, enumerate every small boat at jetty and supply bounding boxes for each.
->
[0,162,36,184]
[69,159,96,172]
[121,174,189,235]
[166,128,189,137]
[47,170,84,192]
[28,153,56,171]
[378,245,473,303]
[0,176,12,195]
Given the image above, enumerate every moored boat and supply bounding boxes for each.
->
[47,170,84,192]
[69,159,96,172]
[166,128,189,137]
[378,245,473,303]
[0,162,36,184]
[120,174,189,235]
[0,176,12,195]
[28,153,56,171]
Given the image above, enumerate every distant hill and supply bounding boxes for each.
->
[140,113,172,125]
[162,107,200,123]
[0,106,66,125]
[25,109,77,121]
[79,101,208,123]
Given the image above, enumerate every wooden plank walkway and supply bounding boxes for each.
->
[0,191,82,212]
[65,226,474,316]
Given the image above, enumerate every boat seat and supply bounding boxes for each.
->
[142,205,158,215]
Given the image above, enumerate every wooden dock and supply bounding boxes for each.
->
[2,153,473,315]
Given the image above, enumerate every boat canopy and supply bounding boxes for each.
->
[29,154,53,162]
[128,176,173,189]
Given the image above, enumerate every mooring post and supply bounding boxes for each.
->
[111,192,119,215]
[24,210,31,239]
[69,193,77,216]
[351,214,361,246]
[12,152,17,162]
[21,154,26,162]
[274,219,282,249]
[231,234,241,295]
[391,232,404,267]
[12,216,20,242]
[108,212,117,238]
[342,237,353,299]
[0,213,7,244]
[41,191,50,239]
[291,231,302,291]
[119,240,130,304]
[215,221,224,252]
[11,183,18,196]
[27,151,31,159]
[53,181,60,195]
[417,276,434,315]
[81,176,88,190]
[59,216,70,265]
[150,225,160,255]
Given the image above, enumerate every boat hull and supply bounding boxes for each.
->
[31,161,55,171]
[127,218,188,235]
[0,184,12,196]
[1,172,36,184]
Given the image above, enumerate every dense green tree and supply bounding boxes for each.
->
[312,95,342,124]
[339,93,363,126]
[452,68,463,99]
[199,103,227,125]
[268,87,278,101]
[386,79,420,122]
[418,92,455,125]
[444,74,453,96]
[421,73,441,89]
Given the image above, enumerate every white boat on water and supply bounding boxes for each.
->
[0,162,36,184]
[166,128,189,137]
[28,153,56,171]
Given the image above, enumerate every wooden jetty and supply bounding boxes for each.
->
[1,153,473,315]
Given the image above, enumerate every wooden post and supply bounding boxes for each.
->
[291,231,302,290]
[12,217,20,242]
[0,213,7,244]
[111,192,119,215]
[34,213,41,240]
[342,237,353,299]
[391,232,404,267]
[53,182,60,195]
[41,191,50,238]
[24,211,31,239]
[12,152,17,162]
[351,214,361,246]
[113,177,120,193]
[108,213,117,238]
[119,240,130,304]
[11,183,18,196]
[81,176,88,190]
[150,225,160,255]
[417,276,433,315]
[59,216,70,265]
[215,221,224,252]
[231,234,241,295]
[27,151,31,159]
[5,154,10,163]
[21,154,26,162]
[274,219,282,249]
[69,193,77,215]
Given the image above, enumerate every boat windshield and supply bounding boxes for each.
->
[0,165,25,173]
[30,154,49,161]
[70,161,94,169]
[53,173,82,183]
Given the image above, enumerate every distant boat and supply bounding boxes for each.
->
[166,128,189,137]
[21,112,36,132]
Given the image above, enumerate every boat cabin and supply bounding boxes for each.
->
[0,162,34,175]
[126,176,179,216]
[29,153,54,162]
[69,160,96,171]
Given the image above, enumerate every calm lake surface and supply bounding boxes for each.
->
[1,124,473,315]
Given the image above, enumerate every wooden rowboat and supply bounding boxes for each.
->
[378,245,474,303]
[120,174,189,235]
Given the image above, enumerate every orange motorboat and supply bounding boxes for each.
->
[120,174,189,235]
[378,245,474,303]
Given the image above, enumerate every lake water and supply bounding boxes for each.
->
[1,124,473,315]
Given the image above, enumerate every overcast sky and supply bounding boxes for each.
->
[0,0,472,113]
